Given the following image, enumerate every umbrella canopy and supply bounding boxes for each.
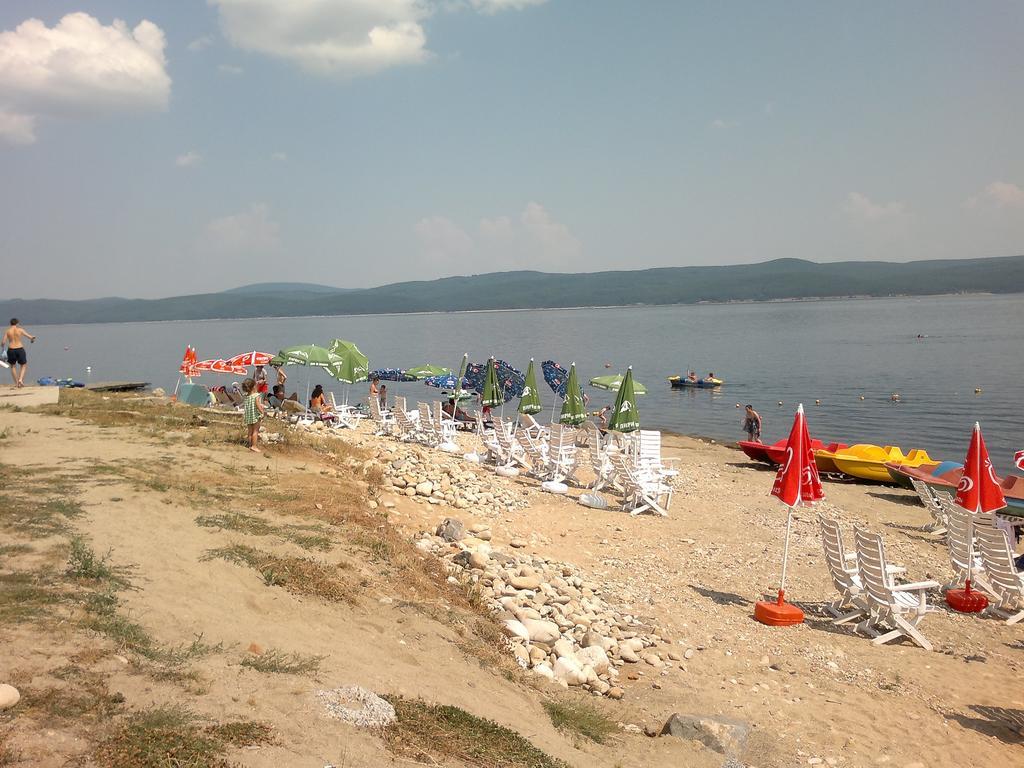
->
[518,359,543,415]
[465,360,524,402]
[424,373,465,390]
[590,373,648,396]
[404,364,450,380]
[559,363,587,425]
[954,422,1006,514]
[270,344,341,369]
[369,368,413,382]
[770,404,825,508]
[195,359,248,375]
[542,360,584,401]
[227,351,273,368]
[608,367,641,432]
[327,339,369,384]
[481,359,504,408]
[452,353,469,403]
[756,403,824,627]
[179,346,198,377]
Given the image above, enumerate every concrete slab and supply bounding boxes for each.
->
[0,386,60,407]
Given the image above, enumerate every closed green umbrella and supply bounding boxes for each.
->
[453,353,469,402]
[481,358,503,408]
[589,373,647,396]
[559,363,587,426]
[405,364,450,380]
[519,359,543,415]
[608,366,640,433]
[327,339,369,384]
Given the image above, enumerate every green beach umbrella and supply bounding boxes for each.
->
[608,366,641,433]
[519,359,543,415]
[271,344,341,369]
[589,373,648,396]
[404,364,450,380]
[481,358,504,408]
[327,339,369,384]
[559,363,587,426]
[453,353,469,402]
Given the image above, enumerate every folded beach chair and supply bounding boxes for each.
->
[548,424,579,485]
[909,478,950,535]
[853,525,940,650]
[392,397,419,442]
[974,524,1024,624]
[608,451,671,516]
[516,431,552,480]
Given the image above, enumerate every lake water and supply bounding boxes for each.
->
[18,294,1024,472]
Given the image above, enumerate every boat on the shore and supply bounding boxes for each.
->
[888,462,1024,515]
[668,375,723,389]
[885,460,963,490]
[819,444,937,483]
[739,438,847,466]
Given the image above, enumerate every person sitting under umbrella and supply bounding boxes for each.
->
[309,385,336,421]
[443,397,473,428]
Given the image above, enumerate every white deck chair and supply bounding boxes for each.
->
[853,525,940,651]
[637,430,679,481]
[608,451,670,516]
[940,499,996,594]
[518,413,547,441]
[974,524,1024,624]
[587,431,615,492]
[432,401,458,446]
[416,403,441,446]
[392,397,419,442]
[909,478,949,535]
[818,513,870,625]
[367,396,394,435]
[516,431,552,480]
[491,417,527,468]
[548,424,580,485]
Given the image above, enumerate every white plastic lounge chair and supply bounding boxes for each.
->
[516,431,552,480]
[368,396,394,435]
[974,524,1024,624]
[432,401,458,447]
[392,397,419,442]
[608,451,671,516]
[491,417,527,469]
[637,430,679,481]
[587,431,615,492]
[416,403,440,446]
[853,525,940,651]
[818,513,870,625]
[940,499,996,594]
[518,413,546,441]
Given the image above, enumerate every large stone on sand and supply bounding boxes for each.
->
[660,713,750,757]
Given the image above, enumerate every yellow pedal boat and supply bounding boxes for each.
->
[823,444,936,483]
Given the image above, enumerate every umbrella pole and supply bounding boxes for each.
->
[778,507,795,604]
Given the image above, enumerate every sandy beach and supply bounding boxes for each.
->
[1,388,1022,767]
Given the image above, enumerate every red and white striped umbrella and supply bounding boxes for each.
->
[227,351,273,368]
[195,359,248,375]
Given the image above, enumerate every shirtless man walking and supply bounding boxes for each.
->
[3,319,36,388]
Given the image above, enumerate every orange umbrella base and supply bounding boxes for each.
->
[945,588,988,613]
[754,599,804,626]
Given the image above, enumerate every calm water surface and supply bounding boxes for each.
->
[21,294,1024,472]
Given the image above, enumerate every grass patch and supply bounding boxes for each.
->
[201,544,354,603]
[0,493,83,538]
[19,669,125,723]
[0,543,32,556]
[66,537,131,588]
[0,571,61,622]
[240,648,324,676]
[195,511,332,551]
[382,696,570,768]
[543,699,617,744]
[92,705,274,768]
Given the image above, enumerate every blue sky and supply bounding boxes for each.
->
[1,1,1022,299]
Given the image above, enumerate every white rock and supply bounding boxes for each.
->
[576,646,611,676]
[0,684,19,710]
[553,656,584,685]
[533,662,554,680]
[521,618,561,646]
[503,619,531,642]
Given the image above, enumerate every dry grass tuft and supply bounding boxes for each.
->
[381,696,570,768]
[240,648,324,675]
[201,544,356,603]
[543,698,618,744]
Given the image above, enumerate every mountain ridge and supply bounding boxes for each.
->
[4,254,1022,326]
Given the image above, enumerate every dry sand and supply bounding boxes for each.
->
[2,390,1022,767]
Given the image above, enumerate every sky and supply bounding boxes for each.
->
[1,1,1022,300]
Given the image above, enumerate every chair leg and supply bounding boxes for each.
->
[893,615,933,651]
[833,608,864,625]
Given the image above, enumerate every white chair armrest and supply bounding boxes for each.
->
[844,552,857,562]
[885,565,907,575]
[891,581,940,592]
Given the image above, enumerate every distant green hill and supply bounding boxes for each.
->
[222,282,349,295]
[5,254,1023,325]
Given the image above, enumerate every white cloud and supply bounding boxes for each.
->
[210,0,430,76]
[0,13,170,145]
[467,0,548,13]
[218,63,244,75]
[0,109,35,144]
[175,150,202,167]
[843,192,906,221]
[201,203,280,253]
[187,35,213,52]
[972,180,1024,210]
[416,202,582,273]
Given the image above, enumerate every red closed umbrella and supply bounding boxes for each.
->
[1013,450,1024,472]
[756,403,824,626]
[227,351,273,368]
[946,423,1005,612]
[179,346,199,378]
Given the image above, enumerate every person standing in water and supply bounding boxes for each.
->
[3,319,36,388]
[743,404,762,443]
